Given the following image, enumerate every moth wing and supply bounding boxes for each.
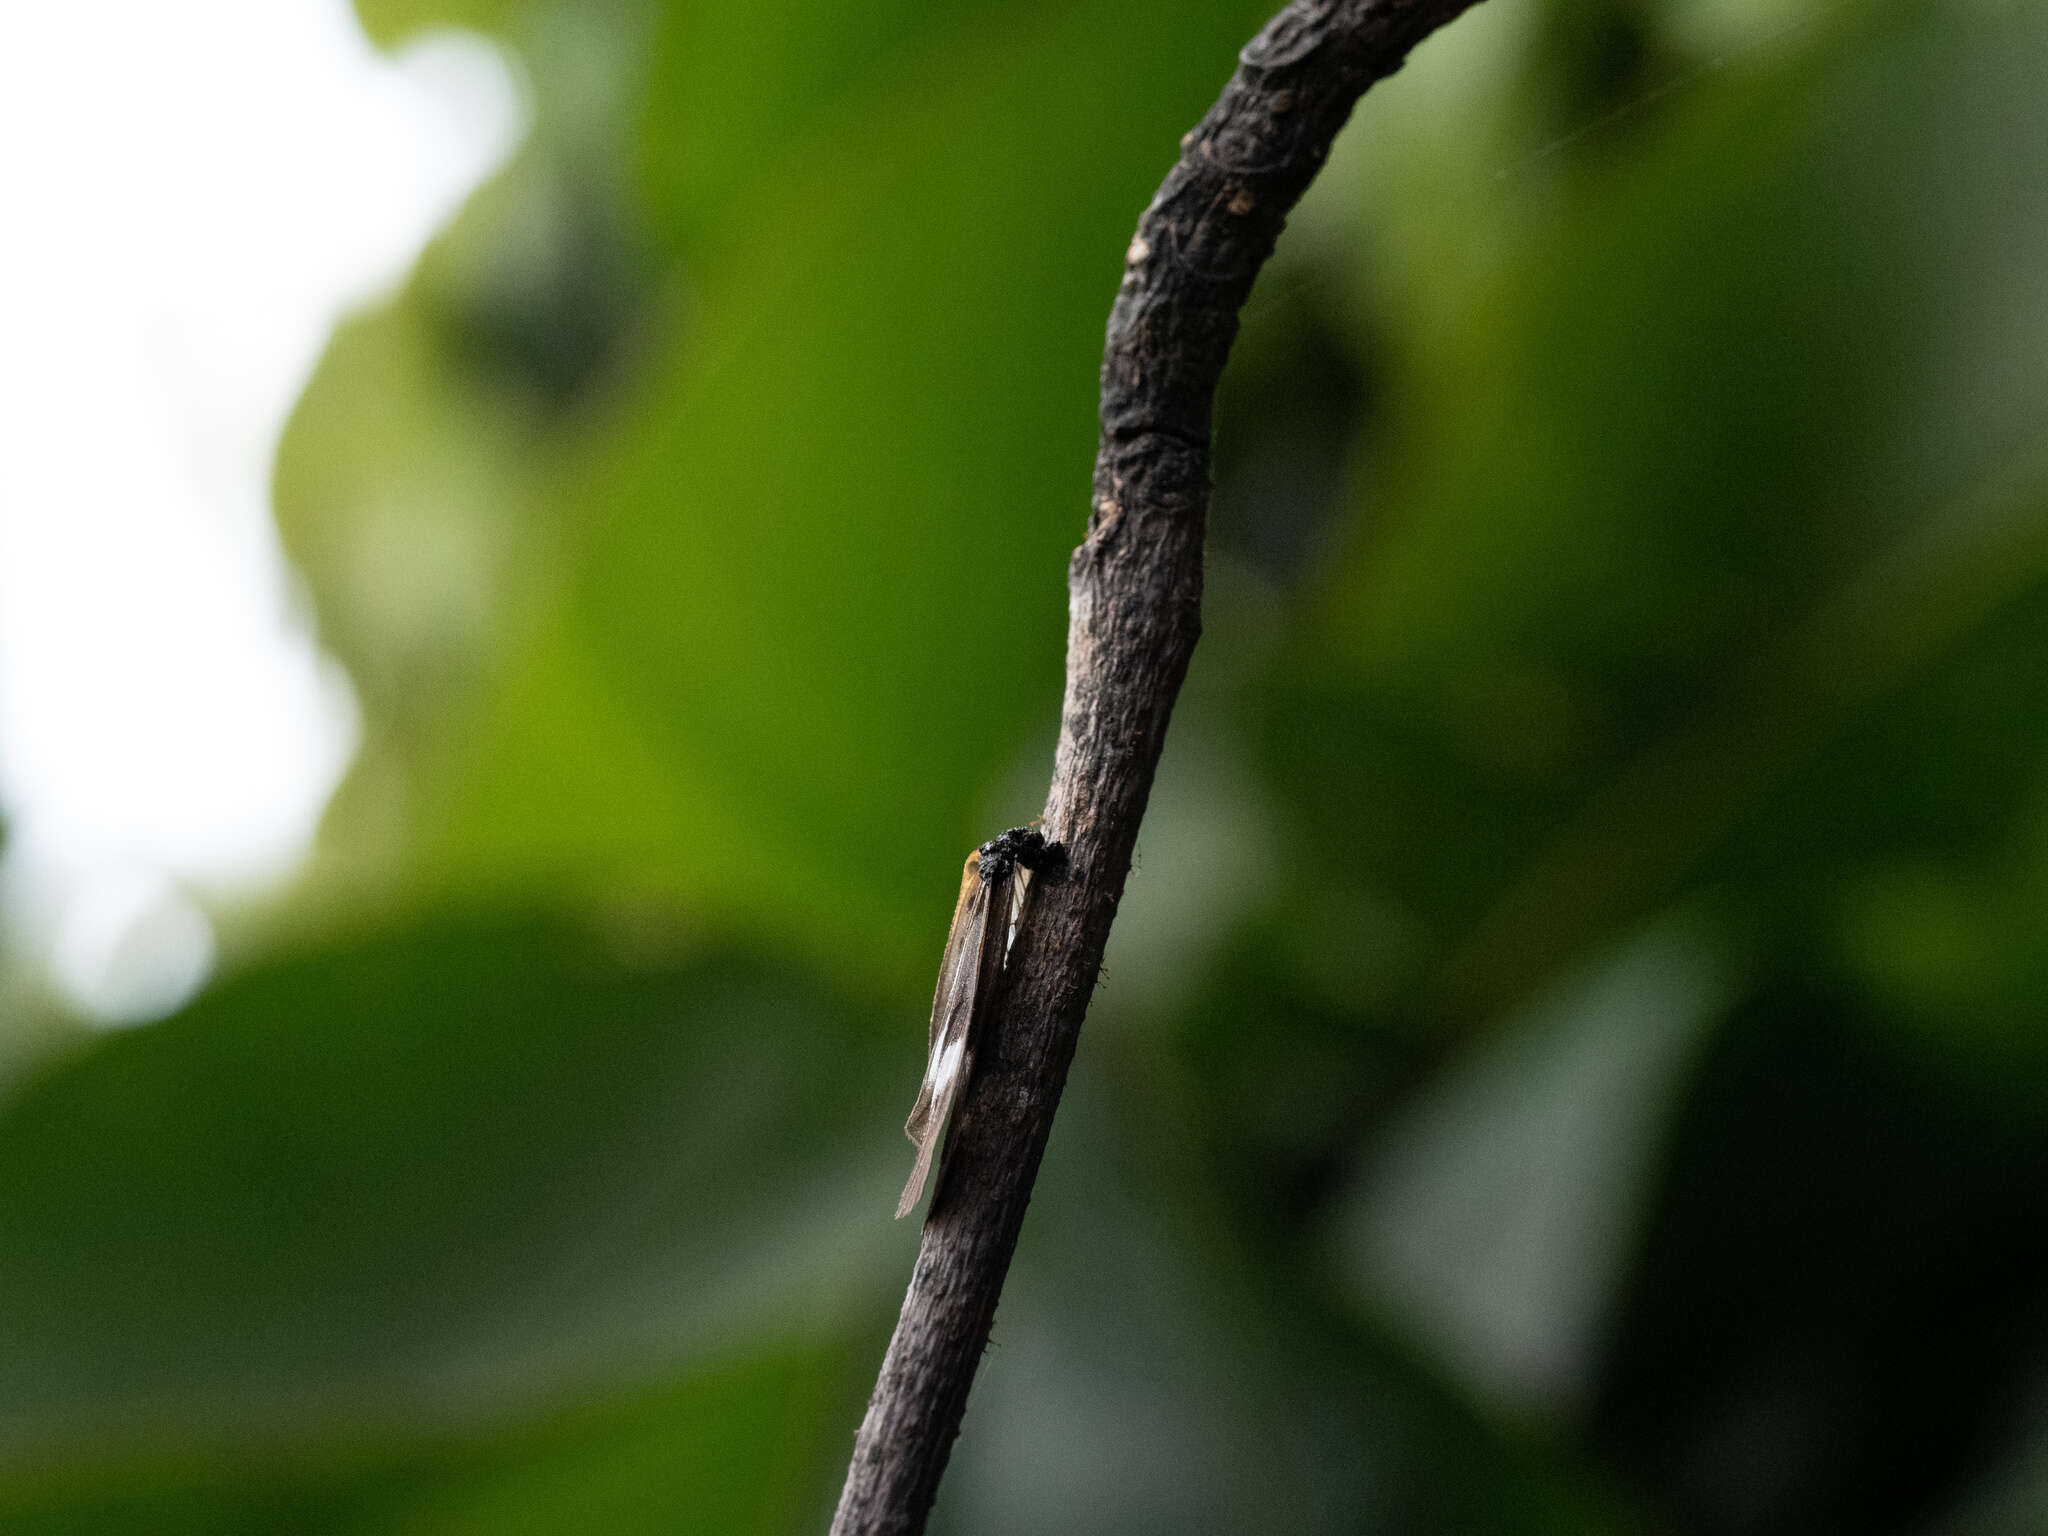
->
[898,863,993,1219]
[904,855,983,1147]
[896,1029,970,1220]
[1004,863,1032,957]
[924,867,1013,1197]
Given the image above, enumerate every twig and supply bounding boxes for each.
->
[830,2,1482,1530]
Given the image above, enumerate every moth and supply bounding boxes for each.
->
[896,827,1062,1219]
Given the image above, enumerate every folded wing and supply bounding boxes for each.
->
[897,851,1011,1219]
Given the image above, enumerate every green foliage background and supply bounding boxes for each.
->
[6,0,2048,1531]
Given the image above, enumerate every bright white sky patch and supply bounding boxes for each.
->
[0,2,526,1022]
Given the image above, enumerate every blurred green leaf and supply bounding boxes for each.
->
[352,0,526,51]
[0,1345,842,1536]
[288,0,1276,988]
[1261,2,2048,1019]
[0,916,901,1460]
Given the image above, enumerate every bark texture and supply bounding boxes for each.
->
[831,2,1482,1530]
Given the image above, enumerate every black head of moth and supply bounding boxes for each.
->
[896,826,1066,1219]
[975,825,1064,884]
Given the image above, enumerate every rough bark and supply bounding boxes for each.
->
[831,2,1482,1530]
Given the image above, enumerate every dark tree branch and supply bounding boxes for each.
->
[831,2,1481,1530]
